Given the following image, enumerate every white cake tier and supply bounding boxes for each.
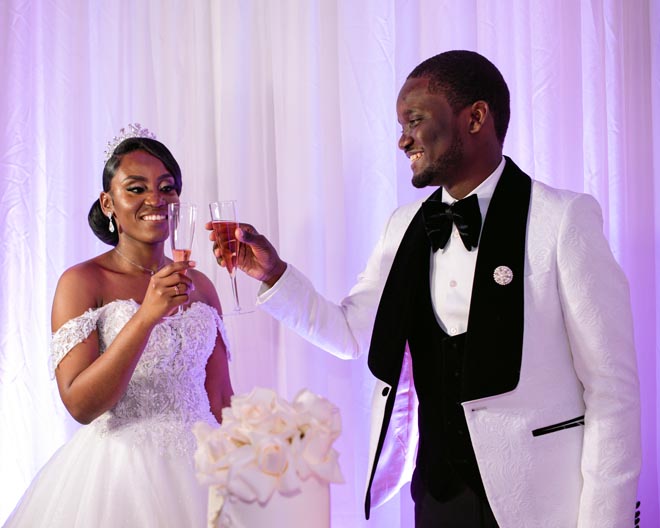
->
[216,476,330,528]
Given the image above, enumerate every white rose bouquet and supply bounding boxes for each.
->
[193,387,344,507]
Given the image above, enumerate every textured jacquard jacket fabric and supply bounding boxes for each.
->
[258,158,641,527]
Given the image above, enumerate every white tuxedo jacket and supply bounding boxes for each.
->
[258,158,641,527]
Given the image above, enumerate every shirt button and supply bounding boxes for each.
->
[449,327,458,335]
[449,280,457,288]
[453,231,460,239]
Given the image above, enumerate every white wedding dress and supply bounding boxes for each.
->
[4,299,229,528]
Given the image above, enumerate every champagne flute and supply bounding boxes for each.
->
[168,202,196,314]
[209,200,246,315]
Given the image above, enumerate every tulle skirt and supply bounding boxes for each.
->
[3,419,207,527]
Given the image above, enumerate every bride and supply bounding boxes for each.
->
[3,125,233,527]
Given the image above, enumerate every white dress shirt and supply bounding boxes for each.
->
[431,157,505,335]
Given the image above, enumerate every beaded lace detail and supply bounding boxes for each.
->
[50,299,230,456]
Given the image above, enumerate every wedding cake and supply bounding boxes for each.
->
[194,387,344,528]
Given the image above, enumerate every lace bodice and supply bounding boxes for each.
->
[50,299,230,455]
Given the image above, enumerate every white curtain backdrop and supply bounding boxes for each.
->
[1,1,658,525]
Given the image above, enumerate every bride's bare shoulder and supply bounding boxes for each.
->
[60,253,114,286]
[52,253,114,329]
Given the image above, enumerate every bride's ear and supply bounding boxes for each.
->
[100,192,113,216]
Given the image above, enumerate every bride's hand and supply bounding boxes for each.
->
[140,261,196,321]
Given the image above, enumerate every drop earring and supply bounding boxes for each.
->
[108,212,115,233]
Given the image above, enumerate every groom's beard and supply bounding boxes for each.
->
[412,131,464,189]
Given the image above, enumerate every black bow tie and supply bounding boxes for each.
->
[421,193,482,251]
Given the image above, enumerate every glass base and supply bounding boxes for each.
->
[221,308,254,317]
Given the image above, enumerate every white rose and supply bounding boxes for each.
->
[294,390,341,438]
[231,388,273,417]
[193,422,234,487]
[255,436,290,477]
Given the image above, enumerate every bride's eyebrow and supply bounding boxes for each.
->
[120,174,174,183]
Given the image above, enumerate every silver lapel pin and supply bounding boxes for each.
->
[493,265,513,286]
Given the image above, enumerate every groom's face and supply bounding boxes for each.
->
[396,76,467,190]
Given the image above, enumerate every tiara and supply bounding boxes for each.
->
[103,123,157,163]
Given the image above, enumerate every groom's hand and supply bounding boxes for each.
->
[205,222,287,287]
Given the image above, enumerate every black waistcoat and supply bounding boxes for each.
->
[408,277,485,501]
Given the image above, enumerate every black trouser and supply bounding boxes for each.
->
[411,469,499,528]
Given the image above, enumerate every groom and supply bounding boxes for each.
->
[210,50,641,526]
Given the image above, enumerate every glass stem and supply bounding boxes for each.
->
[230,275,241,311]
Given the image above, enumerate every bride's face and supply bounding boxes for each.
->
[101,150,179,245]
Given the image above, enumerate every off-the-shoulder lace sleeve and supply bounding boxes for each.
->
[50,307,101,376]
[213,309,231,361]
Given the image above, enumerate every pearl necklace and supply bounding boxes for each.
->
[113,247,164,276]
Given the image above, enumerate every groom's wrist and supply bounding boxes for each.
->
[263,261,287,288]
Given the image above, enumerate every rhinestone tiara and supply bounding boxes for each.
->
[103,123,157,163]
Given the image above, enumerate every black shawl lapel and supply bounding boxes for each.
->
[460,157,531,402]
[364,189,438,518]
[367,195,438,386]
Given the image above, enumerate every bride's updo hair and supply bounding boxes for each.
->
[88,137,182,245]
